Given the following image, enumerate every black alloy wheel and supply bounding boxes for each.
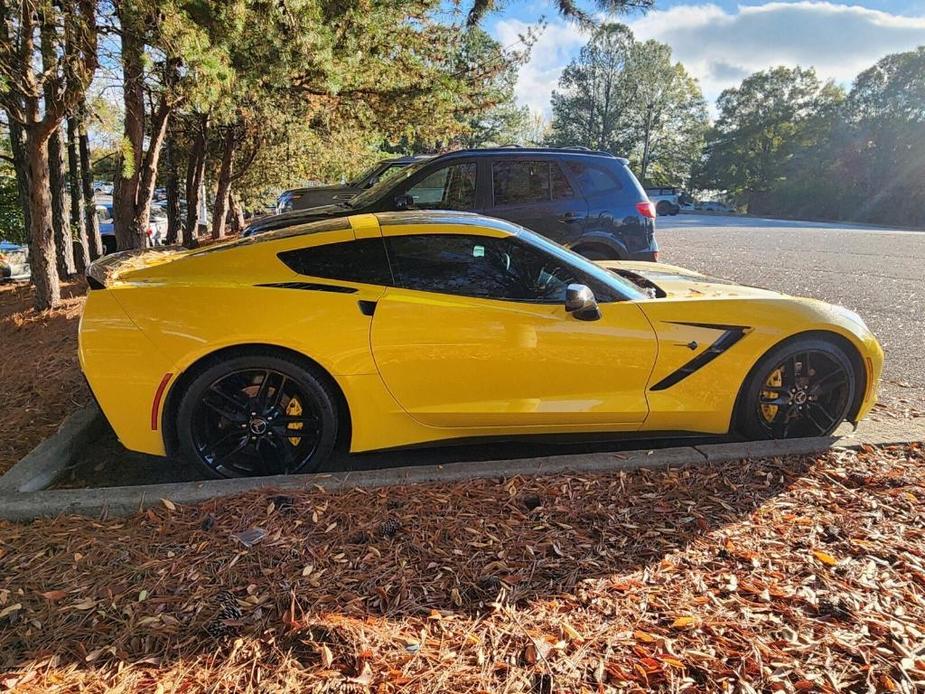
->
[176,354,338,478]
[740,339,856,440]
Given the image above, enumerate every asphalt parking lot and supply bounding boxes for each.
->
[657,214,925,412]
[60,213,924,487]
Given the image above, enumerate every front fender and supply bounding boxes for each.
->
[637,296,883,434]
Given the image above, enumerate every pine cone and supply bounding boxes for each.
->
[379,517,401,538]
[205,591,243,639]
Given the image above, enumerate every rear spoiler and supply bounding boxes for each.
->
[86,246,184,289]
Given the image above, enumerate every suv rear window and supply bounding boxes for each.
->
[563,161,623,195]
[278,238,393,285]
[492,161,574,206]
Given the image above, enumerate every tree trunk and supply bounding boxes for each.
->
[164,127,182,244]
[24,133,60,310]
[7,117,33,237]
[40,16,74,278]
[211,128,235,239]
[229,192,245,234]
[49,128,74,278]
[184,113,208,244]
[113,16,146,250]
[78,115,102,259]
[639,106,654,186]
[67,117,90,272]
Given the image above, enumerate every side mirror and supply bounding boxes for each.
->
[393,193,414,211]
[565,283,601,321]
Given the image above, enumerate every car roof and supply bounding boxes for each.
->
[373,210,522,235]
[204,211,522,256]
[426,146,629,165]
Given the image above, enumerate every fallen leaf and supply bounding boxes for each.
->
[39,590,68,602]
[161,498,176,512]
[812,549,838,566]
[633,630,658,643]
[319,644,333,668]
[671,616,697,629]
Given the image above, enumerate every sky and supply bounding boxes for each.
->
[483,0,925,117]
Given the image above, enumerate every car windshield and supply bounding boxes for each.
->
[348,163,383,187]
[347,158,433,208]
[519,230,648,301]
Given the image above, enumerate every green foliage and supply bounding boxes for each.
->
[548,25,707,186]
[452,28,531,148]
[697,48,925,226]
[173,1,531,205]
[695,66,842,207]
[0,169,25,244]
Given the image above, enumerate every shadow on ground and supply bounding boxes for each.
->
[58,424,732,488]
[3,451,820,690]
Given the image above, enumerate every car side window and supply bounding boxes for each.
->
[278,238,393,286]
[550,163,575,199]
[564,161,622,196]
[492,160,550,206]
[385,233,615,303]
[405,163,476,210]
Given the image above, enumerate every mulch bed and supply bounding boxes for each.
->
[0,281,91,476]
[2,443,924,692]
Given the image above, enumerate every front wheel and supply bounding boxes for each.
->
[737,338,856,440]
[176,353,338,478]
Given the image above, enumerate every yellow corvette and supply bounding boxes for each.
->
[79,212,883,478]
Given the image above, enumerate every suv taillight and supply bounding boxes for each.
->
[635,201,656,219]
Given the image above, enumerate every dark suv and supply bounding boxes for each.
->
[248,148,658,261]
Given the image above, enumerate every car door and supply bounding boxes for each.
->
[369,228,657,429]
[484,158,588,246]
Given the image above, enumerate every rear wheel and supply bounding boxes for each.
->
[738,338,856,439]
[176,354,338,478]
[656,201,673,216]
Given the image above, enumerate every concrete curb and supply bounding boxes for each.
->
[0,436,847,522]
[0,404,107,494]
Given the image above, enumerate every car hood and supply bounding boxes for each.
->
[598,261,786,300]
[245,203,350,235]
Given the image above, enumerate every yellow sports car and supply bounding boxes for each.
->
[79,212,883,478]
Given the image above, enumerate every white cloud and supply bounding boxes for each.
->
[630,2,925,103]
[493,2,925,116]
[492,18,588,116]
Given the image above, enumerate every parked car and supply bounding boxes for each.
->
[277,155,432,213]
[0,240,29,281]
[697,200,735,213]
[81,211,883,478]
[250,147,659,261]
[645,186,680,216]
[97,201,168,253]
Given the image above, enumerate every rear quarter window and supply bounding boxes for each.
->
[564,161,624,196]
[278,238,393,285]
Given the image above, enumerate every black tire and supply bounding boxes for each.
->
[737,337,856,440]
[656,201,672,216]
[176,353,338,478]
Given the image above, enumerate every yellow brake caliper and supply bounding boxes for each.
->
[761,368,783,422]
[285,397,304,446]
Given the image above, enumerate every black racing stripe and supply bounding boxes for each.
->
[255,281,357,294]
[650,323,750,391]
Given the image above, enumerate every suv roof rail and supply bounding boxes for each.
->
[443,146,623,159]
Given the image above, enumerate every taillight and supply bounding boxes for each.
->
[635,201,656,219]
